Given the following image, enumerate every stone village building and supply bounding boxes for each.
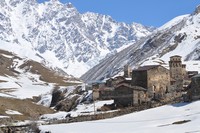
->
[92,55,199,107]
[92,81,114,100]
[131,65,170,101]
[114,83,147,107]
[113,55,186,107]
[184,74,200,101]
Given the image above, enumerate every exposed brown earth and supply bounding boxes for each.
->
[0,97,55,122]
[0,49,80,86]
[0,50,19,77]
[19,60,79,86]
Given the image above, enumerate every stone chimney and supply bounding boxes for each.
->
[124,64,132,78]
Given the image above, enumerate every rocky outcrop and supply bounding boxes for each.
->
[48,86,87,112]
[54,95,80,112]
[50,88,65,107]
[194,5,200,14]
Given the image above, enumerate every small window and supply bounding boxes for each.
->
[165,86,169,93]
[153,85,156,92]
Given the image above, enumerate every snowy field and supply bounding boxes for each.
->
[40,100,114,120]
[40,100,200,133]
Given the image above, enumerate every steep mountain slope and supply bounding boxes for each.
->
[81,5,200,82]
[0,0,153,77]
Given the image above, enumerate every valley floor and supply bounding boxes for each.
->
[40,100,200,133]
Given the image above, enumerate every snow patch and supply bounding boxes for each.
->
[5,110,22,115]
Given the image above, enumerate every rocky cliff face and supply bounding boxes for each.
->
[0,0,153,77]
[81,6,200,82]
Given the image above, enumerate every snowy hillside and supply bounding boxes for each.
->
[0,40,80,99]
[81,5,200,82]
[40,100,200,133]
[0,0,153,77]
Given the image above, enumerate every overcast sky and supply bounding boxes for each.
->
[37,0,200,27]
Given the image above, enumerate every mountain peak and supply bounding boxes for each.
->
[0,0,153,77]
[81,9,200,81]
[194,5,200,14]
[49,0,59,2]
[66,2,73,8]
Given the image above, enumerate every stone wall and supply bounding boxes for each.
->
[114,85,134,107]
[0,125,30,133]
[132,71,147,88]
[147,66,170,99]
[44,97,182,126]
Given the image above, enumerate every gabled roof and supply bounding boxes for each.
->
[133,65,160,71]
[99,87,114,91]
[115,83,147,91]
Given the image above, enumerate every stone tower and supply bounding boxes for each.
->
[169,55,186,90]
[169,55,183,81]
[124,64,132,78]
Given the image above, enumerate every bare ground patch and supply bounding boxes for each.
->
[0,97,55,122]
[172,120,191,125]
[158,120,191,127]
[19,60,80,86]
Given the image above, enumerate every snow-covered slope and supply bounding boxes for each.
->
[81,5,200,82]
[0,0,153,77]
[0,40,80,99]
[40,100,200,133]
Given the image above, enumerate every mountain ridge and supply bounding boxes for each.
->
[0,0,153,77]
[81,6,200,82]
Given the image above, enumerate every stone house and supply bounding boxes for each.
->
[92,81,106,100]
[93,89,100,100]
[98,87,115,100]
[187,71,198,78]
[183,71,199,89]
[132,65,170,100]
[184,74,200,101]
[114,83,147,107]
[93,75,132,100]
[105,76,126,87]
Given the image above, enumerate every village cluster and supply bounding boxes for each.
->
[92,55,200,107]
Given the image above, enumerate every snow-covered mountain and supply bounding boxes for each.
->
[81,5,200,82]
[0,0,153,77]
